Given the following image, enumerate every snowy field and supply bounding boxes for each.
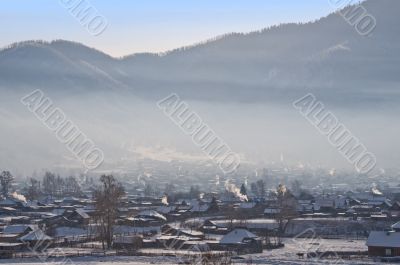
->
[0,238,396,265]
[0,254,396,265]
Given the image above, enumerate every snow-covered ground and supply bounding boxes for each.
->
[0,238,395,265]
[0,256,179,265]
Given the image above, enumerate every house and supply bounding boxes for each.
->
[393,222,400,232]
[366,222,400,257]
[334,196,349,210]
[42,216,82,234]
[113,235,142,250]
[0,224,38,244]
[0,198,24,209]
[314,197,336,213]
[53,226,89,239]
[156,205,176,215]
[51,208,66,216]
[190,204,211,214]
[60,197,82,206]
[0,242,24,258]
[367,231,400,257]
[189,198,219,214]
[63,209,90,225]
[347,198,362,207]
[379,200,392,211]
[388,202,400,218]
[237,201,265,216]
[264,208,281,218]
[161,225,205,240]
[201,220,229,234]
[0,206,17,215]
[18,229,53,249]
[296,200,314,214]
[219,228,262,253]
[347,205,377,217]
[3,224,37,234]
[130,210,167,226]
[370,188,387,203]
[239,202,257,209]
[156,225,204,250]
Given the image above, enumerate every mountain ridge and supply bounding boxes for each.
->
[1,0,399,106]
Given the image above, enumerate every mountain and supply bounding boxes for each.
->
[1,0,400,174]
[1,0,399,106]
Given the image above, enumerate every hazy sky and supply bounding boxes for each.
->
[1,0,339,57]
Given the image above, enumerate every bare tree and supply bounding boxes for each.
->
[143,182,154,196]
[251,182,258,197]
[0,171,14,197]
[94,175,125,249]
[290,179,302,196]
[41,172,82,197]
[43,171,56,196]
[65,176,82,195]
[275,184,297,243]
[240,184,247,196]
[189,185,201,199]
[164,183,175,195]
[26,178,41,200]
[256,180,266,198]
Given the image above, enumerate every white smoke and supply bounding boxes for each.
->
[11,192,27,203]
[161,195,168,205]
[215,175,220,186]
[224,179,248,201]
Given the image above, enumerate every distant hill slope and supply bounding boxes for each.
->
[0,0,399,106]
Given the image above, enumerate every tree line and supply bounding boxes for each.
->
[24,172,87,200]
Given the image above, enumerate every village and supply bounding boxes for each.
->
[0,165,399,265]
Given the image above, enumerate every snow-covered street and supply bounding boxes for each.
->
[1,238,393,265]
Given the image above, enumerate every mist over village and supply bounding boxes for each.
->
[0,0,399,264]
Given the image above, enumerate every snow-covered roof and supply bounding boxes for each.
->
[23,201,38,207]
[38,195,55,205]
[0,199,20,206]
[19,229,52,242]
[190,204,210,212]
[74,208,90,219]
[3,224,37,235]
[157,206,176,214]
[114,235,142,244]
[178,228,204,237]
[0,206,16,212]
[113,225,160,234]
[0,242,23,247]
[315,198,335,207]
[63,196,79,202]
[240,202,257,209]
[264,208,281,214]
[83,205,96,211]
[392,222,400,230]
[55,226,87,237]
[298,200,313,204]
[211,219,277,230]
[163,225,204,237]
[52,208,65,216]
[220,229,258,244]
[367,231,400,247]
